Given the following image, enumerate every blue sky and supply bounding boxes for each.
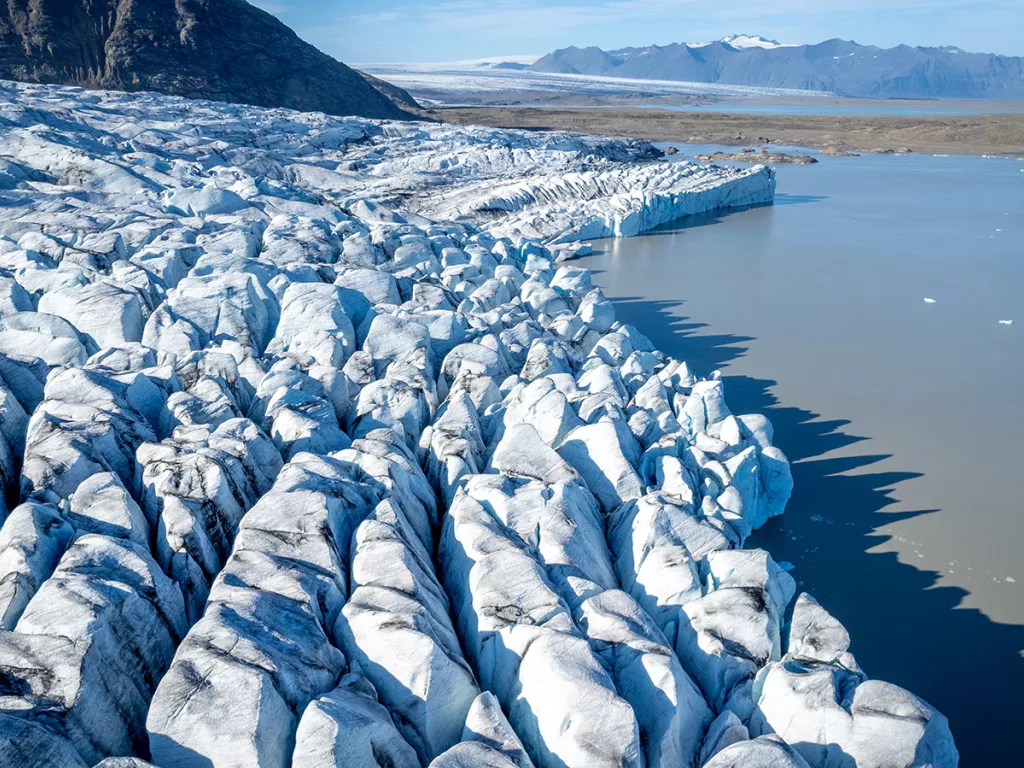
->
[250,1,1023,63]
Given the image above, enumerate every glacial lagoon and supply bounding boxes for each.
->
[648,101,1024,116]
[577,147,1024,764]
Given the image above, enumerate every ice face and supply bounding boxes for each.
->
[0,80,956,768]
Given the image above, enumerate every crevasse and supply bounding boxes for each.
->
[0,81,957,768]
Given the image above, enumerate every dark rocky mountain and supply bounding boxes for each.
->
[358,70,423,113]
[531,37,1024,99]
[0,0,416,118]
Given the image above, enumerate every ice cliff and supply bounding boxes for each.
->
[0,81,956,768]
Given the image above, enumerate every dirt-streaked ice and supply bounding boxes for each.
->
[0,81,955,768]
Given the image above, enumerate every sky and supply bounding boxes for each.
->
[250,0,1024,63]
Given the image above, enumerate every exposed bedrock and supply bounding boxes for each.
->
[0,82,957,768]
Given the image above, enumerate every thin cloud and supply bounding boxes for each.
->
[249,0,290,15]
[419,0,1013,33]
[357,11,402,25]
[298,0,1023,62]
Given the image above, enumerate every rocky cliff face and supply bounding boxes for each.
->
[0,0,413,119]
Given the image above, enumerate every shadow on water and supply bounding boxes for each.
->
[624,194,827,241]
[609,295,1024,765]
[774,193,829,206]
[638,206,769,234]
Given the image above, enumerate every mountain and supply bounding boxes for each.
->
[531,46,625,76]
[358,71,423,113]
[717,34,793,50]
[530,36,1024,99]
[0,0,416,119]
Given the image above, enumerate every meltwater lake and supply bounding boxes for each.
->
[576,148,1023,764]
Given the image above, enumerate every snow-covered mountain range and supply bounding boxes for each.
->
[528,36,1024,99]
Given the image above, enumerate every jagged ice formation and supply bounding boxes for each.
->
[0,81,957,768]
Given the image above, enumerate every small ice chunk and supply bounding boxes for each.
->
[923,298,937,304]
[998,320,1013,325]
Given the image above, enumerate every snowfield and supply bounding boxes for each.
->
[0,81,957,768]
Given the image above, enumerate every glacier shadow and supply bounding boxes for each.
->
[146,735,215,768]
[626,193,827,238]
[607,295,1024,765]
[773,193,829,206]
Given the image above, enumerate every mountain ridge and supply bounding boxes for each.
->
[0,0,417,119]
[529,36,1024,99]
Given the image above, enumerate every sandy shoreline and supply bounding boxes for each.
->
[435,105,1024,156]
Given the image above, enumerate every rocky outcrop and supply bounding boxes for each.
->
[358,70,424,113]
[0,0,414,119]
[696,150,818,165]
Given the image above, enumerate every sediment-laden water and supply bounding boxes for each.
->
[577,147,1024,764]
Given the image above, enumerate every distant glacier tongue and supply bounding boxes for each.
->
[0,80,956,768]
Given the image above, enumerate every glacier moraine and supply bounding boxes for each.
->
[0,80,956,768]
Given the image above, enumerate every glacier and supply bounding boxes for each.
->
[361,63,828,106]
[0,80,957,768]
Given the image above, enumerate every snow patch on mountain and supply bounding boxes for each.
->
[717,34,796,50]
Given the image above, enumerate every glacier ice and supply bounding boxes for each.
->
[748,594,959,768]
[292,672,420,768]
[0,79,957,768]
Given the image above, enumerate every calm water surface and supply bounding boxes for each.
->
[651,102,1024,116]
[506,102,1024,116]
[576,148,1023,764]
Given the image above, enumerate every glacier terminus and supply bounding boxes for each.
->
[0,81,958,768]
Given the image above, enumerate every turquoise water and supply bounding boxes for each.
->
[576,148,1024,764]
